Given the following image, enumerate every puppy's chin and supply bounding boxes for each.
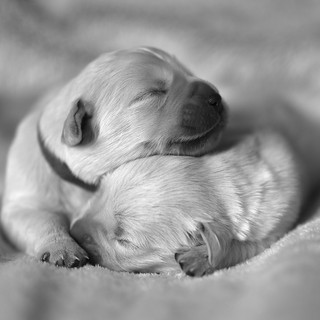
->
[166,102,227,156]
[142,107,227,157]
[166,128,223,156]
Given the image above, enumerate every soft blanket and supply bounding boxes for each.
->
[1,1,320,319]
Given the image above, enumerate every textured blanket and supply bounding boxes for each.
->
[1,1,320,319]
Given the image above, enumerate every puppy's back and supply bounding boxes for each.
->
[205,131,302,242]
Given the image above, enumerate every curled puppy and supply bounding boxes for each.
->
[1,47,227,267]
[70,130,303,276]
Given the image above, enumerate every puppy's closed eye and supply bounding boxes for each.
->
[115,238,139,250]
[131,89,167,104]
[130,82,168,106]
[116,238,131,246]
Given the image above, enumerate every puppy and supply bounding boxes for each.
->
[1,47,227,267]
[70,129,304,276]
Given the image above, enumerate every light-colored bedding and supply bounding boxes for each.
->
[1,1,320,319]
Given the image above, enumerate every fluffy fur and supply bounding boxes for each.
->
[71,129,303,276]
[0,47,227,266]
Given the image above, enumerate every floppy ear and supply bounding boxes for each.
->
[62,99,95,146]
[198,222,221,266]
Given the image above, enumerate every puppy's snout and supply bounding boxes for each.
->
[181,81,224,135]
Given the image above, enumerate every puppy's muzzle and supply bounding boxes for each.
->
[181,81,223,136]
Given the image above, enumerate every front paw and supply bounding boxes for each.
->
[38,238,89,268]
[175,245,215,277]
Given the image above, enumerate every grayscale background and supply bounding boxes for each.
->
[1,1,320,320]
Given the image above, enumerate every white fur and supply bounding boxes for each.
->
[1,47,224,264]
[72,130,303,274]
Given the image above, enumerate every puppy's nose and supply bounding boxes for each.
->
[181,81,224,135]
[208,93,223,113]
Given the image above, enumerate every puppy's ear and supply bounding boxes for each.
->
[62,99,96,146]
[198,222,221,266]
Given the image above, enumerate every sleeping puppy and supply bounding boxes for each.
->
[1,47,227,267]
[70,129,304,276]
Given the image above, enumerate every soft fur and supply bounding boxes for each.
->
[71,103,320,276]
[70,130,299,275]
[2,1,320,318]
[0,47,227,266]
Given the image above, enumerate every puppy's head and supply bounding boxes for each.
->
[70,156,230,274]
[41,47,227,182]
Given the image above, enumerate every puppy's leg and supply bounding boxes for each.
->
[175,223,229,277]
[1,112,89,267]
[1,206,89,267]
[175,245,215,277]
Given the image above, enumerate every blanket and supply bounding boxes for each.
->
[1,1,320,319]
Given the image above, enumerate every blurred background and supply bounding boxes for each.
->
[1,0,320,191]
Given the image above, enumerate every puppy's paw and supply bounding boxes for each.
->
[175,245,215,277]
[38,238,89,268]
